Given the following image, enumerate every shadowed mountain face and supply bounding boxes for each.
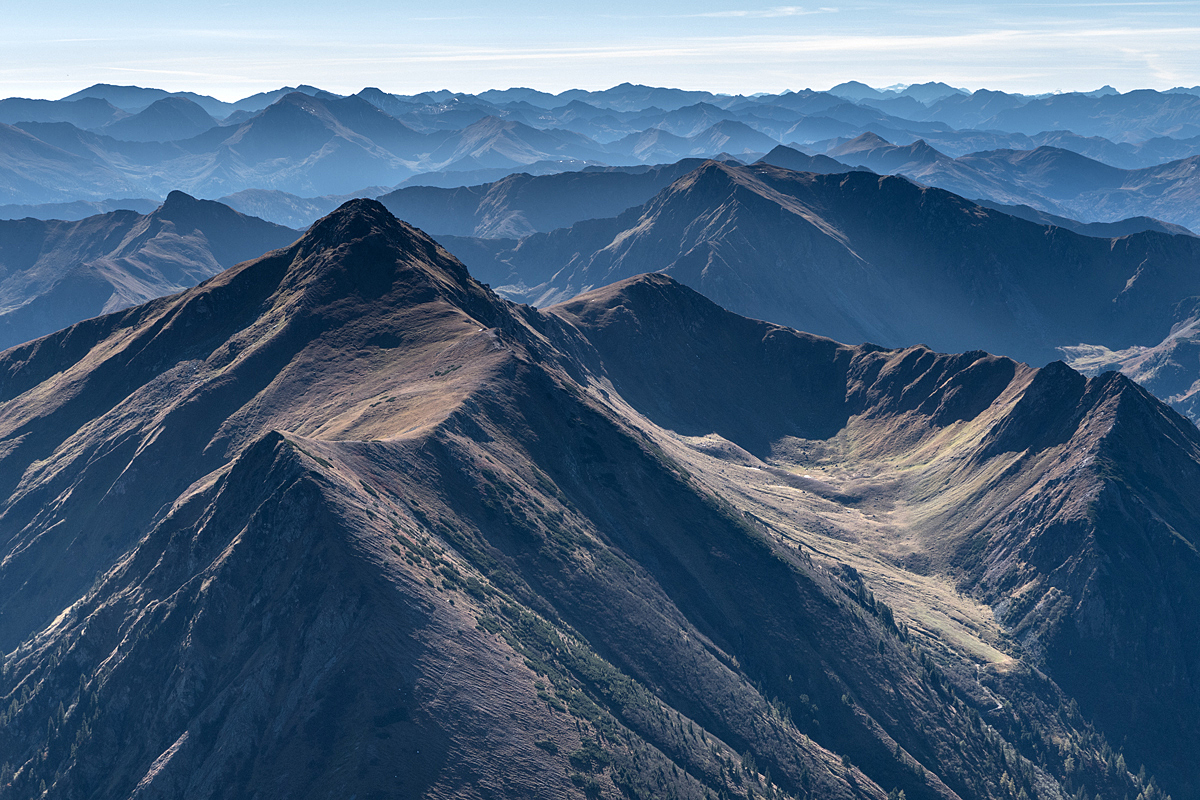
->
[0,123,139,204]
[0,97,127,130]
[971,198,1196,238]
[981,89,1200,141]
[756,144,863,175]
[1061,297,1200,421]
[96,97,220,143]
[0,191,298,350]
[445,161,1200,371]
[378,159,719,238]
[0,201,1198,800]
[828,134,1200,232]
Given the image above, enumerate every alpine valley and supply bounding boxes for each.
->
[0,81,1199,800]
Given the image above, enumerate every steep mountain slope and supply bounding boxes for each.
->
[972,199,1195,238]
[449,161,1200,369]
[1061,297,1200,421]
[0,123,142,205]
[552,274,1200,798]
[426,116,611,170]
[171,92,420,196]
[378,159,715,238]
[831,134,1200,231]
[97,97,220,143]
[0,192,298,349]
[756,144,862,175]
[0,201,1190,799]
[955,148,1200,231]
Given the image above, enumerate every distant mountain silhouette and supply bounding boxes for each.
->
[0,197,159,221]
[607,126,693,162]
[606,119,780,163]
[973,198,1195,237]
[223,84,330,114]
[61,83,236,117]
[983,88,1200,140]
[387,158,606,190]
[97,96,220,142]
[171,92,420,195]
[625,101,738,137]
[0,122,140,204]
[7,81,1200,219]
[0,191,298,349]
[755,144,863,174]
[828,134,1200,230]
[426,115,611,170]
[379,158,720,238]
[0,96,127,129]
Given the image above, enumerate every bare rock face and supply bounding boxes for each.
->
[0,201,1197,800]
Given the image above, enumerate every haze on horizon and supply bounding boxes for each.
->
[2,0,1199,101]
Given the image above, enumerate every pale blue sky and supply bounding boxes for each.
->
[3,1,1198,100]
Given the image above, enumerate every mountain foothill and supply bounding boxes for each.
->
[1,80,1200,800]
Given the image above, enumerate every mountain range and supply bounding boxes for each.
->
[4,79,1200,800]
[0,200,1197,800]
[0,92,790,203]
[814,134,1200,232]
[5,81,1200,219]
[3,151,1197,422]
[0,191,297,350]
[378,158,739,239]
[443,160,1200,378]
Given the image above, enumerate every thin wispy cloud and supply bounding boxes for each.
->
[3,0,1199,98]
[689,6,836,18]
[1009,1,1195,5]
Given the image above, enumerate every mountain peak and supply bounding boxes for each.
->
[282,199,497,323]
[154,190,224,224]
[829,131,892,156]
[161,189,199,209]
[666,159,746,196]
[302,197,398,248]
[152,190,289,238]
